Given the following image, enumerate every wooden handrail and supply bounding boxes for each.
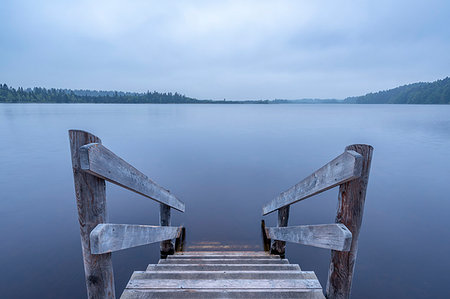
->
[262,150,363,215]
[69,130,186,299]
[69,130,115,299]
[262,144,373,299]
[79,142,185,212]
[265,223,352,251]
[90,224,182,254]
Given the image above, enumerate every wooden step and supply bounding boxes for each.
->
[147,264,301,271]
[126,278,322,289]
[121,251,324,299]
[167,255,279,259]
[131,270,313,280]
[122,289,325,298]
[173,251,270,256]
[159,258,289,264]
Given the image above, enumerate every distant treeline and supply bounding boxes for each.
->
[344,77,450,104]
[0,84,203,103]
[0,84,271,104]
[1,77,449,104]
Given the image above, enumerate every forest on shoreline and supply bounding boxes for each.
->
[1,77,449,104]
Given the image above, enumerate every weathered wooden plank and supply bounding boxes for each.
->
[168,255,279,259]
[130,270,315,280]
[174,251,270,256]
[158,258,289,265]
[326,144,373,299]
[262,150,363,215]
[146,264,301,271]
[159,204,174,258]
[90,224,181,254]
[69,130,116,299]
[79,143,185,212]
[121,289,326,299]
[266,224,352,251]
[126,278,322,289]
[271,205,290,256]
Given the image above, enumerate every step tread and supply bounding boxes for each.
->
[159,258,289,264]
[121,289,325,299]
[168,255,279,259]
[126,278,322,289]
[147,264,301,271]
[131,270,314,280]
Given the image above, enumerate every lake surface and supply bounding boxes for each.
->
[1,104,449,298]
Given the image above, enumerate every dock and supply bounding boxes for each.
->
[69,130,372,299]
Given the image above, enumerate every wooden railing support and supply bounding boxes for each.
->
[69,130,115,299]
[159,203,174,258]
[261,220,271,252]
[175,226,186,252]
[326,144,373,299]
[270,205,289,257]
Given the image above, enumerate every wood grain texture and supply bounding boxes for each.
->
[90,224,181,254]
[266,224,352,251]
[130,270,315,280]
[146,264,301,271]
[69,130,115,299]
[121,289,325,299]
[126,278,322,289]
[79,143,185,212]
[326,144,373,299]
[159,204,174,258]
[270,206,290,257]
[158,258,290,265]
[263,150,363,215]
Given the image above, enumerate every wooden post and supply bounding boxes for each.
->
[175,226,186,252]
[159,203,174,258]
[326,144,373,299]
[270,205,290,257]
[261,220,271,252]
[69,130,115,299]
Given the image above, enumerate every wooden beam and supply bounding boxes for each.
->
[326,144,373,299]
[68,130,115,299]
[159,204,174,258]
[266,224,352,251]
[90,224,181,254]
[270,206,290,257]
[262,150,363,215]
[79,143,185,212]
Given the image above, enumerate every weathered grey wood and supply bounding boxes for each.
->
[326,144,373,299]
[126,278,322,289]
[174,251,270,256]
[159,204,174,258]
[131,270,315,280]
[90,224,181,254]
[271,205,290,256]
[121,289,325,299]
[261,220,271,252]
[263,150,363,215]
[175,226,185,252]
[168,255,279,259]
[79,143,185,212]
[159,258,290,265]
[69,130,115,299]
[146,264,301,271]
[266,224,352,251]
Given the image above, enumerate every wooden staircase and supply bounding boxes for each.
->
[121,251,325,298]
[69,131,372,299]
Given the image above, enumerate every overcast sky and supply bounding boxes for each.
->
[1,0,449,99]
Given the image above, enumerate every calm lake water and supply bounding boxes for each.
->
[1,104,449,298]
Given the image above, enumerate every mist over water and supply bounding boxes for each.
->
[1,104,449,298]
